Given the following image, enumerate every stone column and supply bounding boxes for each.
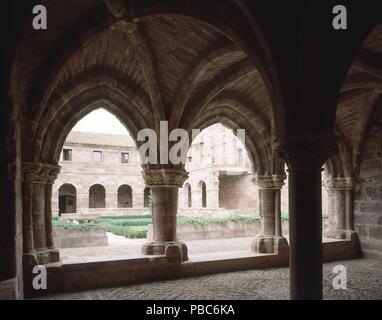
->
[324,177,357,240]
[276,135,338,300]
[252,175,288,255]
[22,162,61,266]
[141,169,189,262]
[45,166,61,262]
[22,165,38,268]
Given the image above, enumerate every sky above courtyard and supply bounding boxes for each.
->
[72,108,128,134]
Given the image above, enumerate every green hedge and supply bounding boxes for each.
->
[53,213,328,239]
[52,218,104,231]
[104,225,147,239]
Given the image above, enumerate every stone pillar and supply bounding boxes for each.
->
[45,166,61,262]
[276,136,338,300]
[252,175,288,255]
[141,169,189,262]
[324,177,357,240]
[22,171,38,268]
[22,163,61,266]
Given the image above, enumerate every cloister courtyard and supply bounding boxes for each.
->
[2,1,382,301]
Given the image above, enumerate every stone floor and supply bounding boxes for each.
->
[39,259,382,300]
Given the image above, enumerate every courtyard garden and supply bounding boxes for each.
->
[52,213,304,240]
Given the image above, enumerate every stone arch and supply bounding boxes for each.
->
[89,184,106,209]
[118,185,133,208]
[58,184,77,215]
[187,106,271,175]
[12,1,283,145]
[26,67,152,164]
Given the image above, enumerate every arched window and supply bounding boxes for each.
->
[58,184,77,215]
[199,181,207,208]
[89,184,106,208]
[183,183,192,208]
[118,185,133,208]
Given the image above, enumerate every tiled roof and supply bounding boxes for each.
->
[65,131,135,148]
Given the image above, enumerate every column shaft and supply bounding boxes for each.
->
[276,135,338,300]
[252,175,287,254]
[45,184,54,248]
[22,182,34,254]
[152,187,178,241]
[288,168,323,300]
[141,168,189,261]
[275,189,282,237]
[32,183,46,251]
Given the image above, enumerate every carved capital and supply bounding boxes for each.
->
[23,162,61,184]
[275,135,339,170]
[253,175,286,189]
[46,165,61,184]
[325,177,354,191]
[142,169,189,188]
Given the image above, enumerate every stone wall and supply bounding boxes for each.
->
[52,143,146,215]
[53,227,108,248]
[354,124,382,259]
[219,174,257,212]
[147,219,329,241]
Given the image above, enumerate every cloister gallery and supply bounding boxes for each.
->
[1,0,382,300]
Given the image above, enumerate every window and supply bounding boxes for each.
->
[121,152,129,164]
[63,149,72,161]
[93,151,102,162]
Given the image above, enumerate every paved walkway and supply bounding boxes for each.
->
[59,234,342,263]
[59,234,254,263]
[40,259,382,300]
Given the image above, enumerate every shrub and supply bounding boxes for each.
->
[52,218,103,231]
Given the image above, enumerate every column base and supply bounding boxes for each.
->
[252,235,289,256]
[0,278,20,300]
[23,252,39,269]
[23,248,60,267]
[142,241,188,262]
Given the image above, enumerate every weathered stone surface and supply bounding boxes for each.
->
[53,228,108,248]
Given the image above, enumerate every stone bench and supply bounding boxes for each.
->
[61,213,101,224]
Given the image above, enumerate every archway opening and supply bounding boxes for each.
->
[58,184,77,216]
[200,181,207,208]
[178,123,258,257]
[89,184,106,208]
[51,107,149,262]
[118,185,133,208]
